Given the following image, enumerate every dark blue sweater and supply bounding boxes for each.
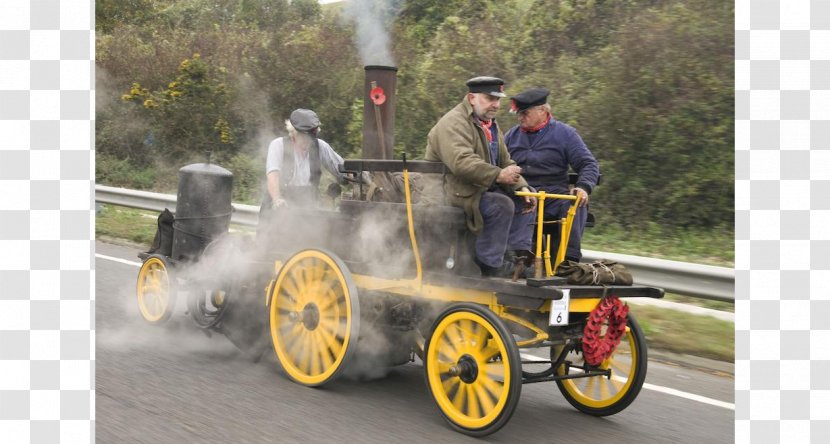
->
[504,119,599,195]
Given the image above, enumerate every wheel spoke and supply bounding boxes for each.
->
[318,316,346,340]
[472,381,495,414]
[297,329,311,375]
[479,373,504,398]
[466,385,480,418]
[286,329,306,363]
[299,262,313,298]
[314,330,335,370]
[316,285,342,312]
[442,375,459,396]
[459,319,474,343]
[448,323,467,349]
[610,359,631,378]
[317,323,343,359]
[598,378,612,399]
[583,376,597,399]
[278,289,300,311]
[310,333,322,376]
[451,381,467,412]
[473,322,489,351]
[438,334,460,358]
[483,361,505,383]
[312,262,329,291]
[153,294,163,316]
[480,343,501,362]
[148,270,160,287]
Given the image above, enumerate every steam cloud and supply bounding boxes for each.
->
[342,0,404,66]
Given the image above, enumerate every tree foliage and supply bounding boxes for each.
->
[96,0,733,227]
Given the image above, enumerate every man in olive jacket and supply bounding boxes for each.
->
[425,76,537,277]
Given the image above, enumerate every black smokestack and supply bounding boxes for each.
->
[362,65,397,160]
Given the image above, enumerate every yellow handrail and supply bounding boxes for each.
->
[515,190,580,276]
[403,167,423,289]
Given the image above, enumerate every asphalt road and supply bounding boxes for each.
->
[96,241,734,443]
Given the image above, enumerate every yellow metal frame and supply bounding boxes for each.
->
[515,190,581,276]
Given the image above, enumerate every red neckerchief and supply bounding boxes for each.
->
[520,114,552,133]
[479,119,494,142]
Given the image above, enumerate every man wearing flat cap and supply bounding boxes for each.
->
[504,88,600,262]
[263,108,350,212]
[425,76,537,278]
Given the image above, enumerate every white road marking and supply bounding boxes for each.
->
[639,381,734,410]
[96,253,141,267]
[521,352,734,410]
[95,252,735,411]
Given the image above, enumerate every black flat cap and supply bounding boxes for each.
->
[510,88,550,112]
[289,108,321,132]
[466,76,506,97]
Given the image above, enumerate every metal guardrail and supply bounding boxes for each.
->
[95,184,735,302]
[95,184,261,226]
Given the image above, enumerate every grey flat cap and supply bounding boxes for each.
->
[289,108,321,132]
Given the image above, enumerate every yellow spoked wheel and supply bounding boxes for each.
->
[424,303,521,437]
[555,314,647,416]
[268,249,359,387]
[136,254,177,325]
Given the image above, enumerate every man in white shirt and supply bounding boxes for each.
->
[264,108,349,209]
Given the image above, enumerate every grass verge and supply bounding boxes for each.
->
[95,205,158,246]
[664,293,734,312]
[630,304,734,362]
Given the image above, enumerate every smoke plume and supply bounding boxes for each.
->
[342,0,404,66]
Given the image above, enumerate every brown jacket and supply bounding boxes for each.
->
[425,98,528,233]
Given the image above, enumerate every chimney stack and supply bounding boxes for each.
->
[362,65,397,159]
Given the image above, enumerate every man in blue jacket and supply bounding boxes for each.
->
[504,88,599,262]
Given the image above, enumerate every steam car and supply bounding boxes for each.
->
[135,155,663,437]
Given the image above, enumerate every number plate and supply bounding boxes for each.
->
[549,289,570,326]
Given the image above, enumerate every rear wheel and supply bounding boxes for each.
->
[424,303,522,437]
[136,254,176,325]
[268,249,360,386]
[187,235,240,329]
[555,314,647,416]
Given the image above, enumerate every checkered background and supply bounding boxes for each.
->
[0,0,95,442]
[0,0,826,443]
[735,0,830,442]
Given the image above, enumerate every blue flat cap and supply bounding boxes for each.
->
[510,88,550,112]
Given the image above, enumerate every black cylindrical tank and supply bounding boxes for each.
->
[172,163,233,262]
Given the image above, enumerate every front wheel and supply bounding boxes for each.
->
[555,313,647,416]
[424,303,522,437]
[136,254,177,325]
